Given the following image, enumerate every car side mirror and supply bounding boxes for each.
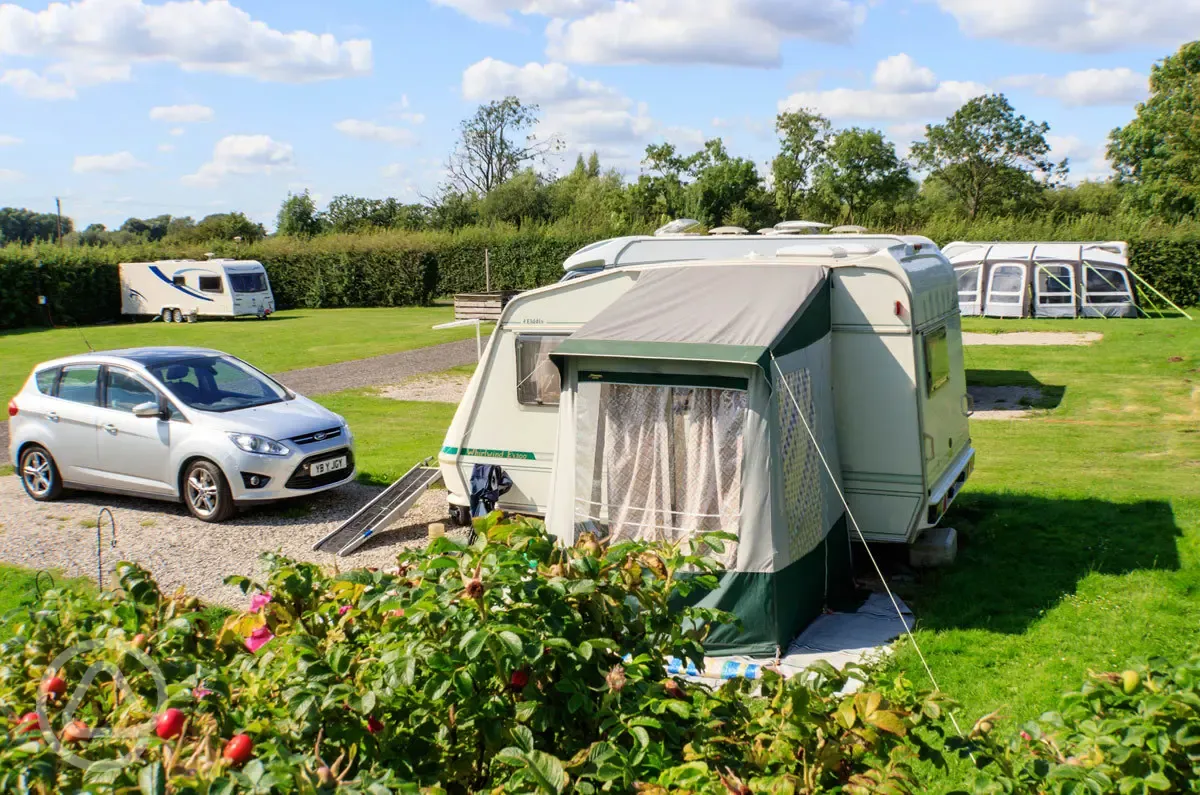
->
[133,401,164,419]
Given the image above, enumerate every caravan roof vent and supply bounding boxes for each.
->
[709,226,749,236]
[777,243,879,259]
[830,225,868,234]
[774,220,831,234]
[654,218,702,236]
[756,228,777,236]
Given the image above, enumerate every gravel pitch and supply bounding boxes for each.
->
[378,373,472,404]
[272,339,478,396]
[963,331,1102,346]
[967,385,1045,420]
[0,476,462,608]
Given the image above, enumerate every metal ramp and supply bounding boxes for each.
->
[313,460,443,557]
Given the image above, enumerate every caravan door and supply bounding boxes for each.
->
[983,263,1026,317]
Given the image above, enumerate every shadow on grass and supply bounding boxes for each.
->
[967,369,1066,410]
[903,492,1181,634]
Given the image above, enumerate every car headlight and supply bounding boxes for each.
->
[228,433,290,456]
[341,422,353,441]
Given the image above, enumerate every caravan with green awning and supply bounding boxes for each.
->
[438,236,975,550]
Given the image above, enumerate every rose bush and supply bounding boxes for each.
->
[0,513,956,793]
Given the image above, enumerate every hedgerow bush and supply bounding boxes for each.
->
[0,515,954,794]
[2,221,1198,330]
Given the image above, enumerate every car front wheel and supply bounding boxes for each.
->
[20,445,63,501]
[182,460,235,522]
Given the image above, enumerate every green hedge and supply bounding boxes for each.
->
[1,228,1197,330]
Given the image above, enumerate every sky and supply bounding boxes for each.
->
[0,0,1195,230]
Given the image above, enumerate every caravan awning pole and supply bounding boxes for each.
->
[1127,268,1194,320]
[433,318,484,361]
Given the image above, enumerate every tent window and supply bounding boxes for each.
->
[987,264,1025,304]
[955,265,980,293]
[775,368,825,560]
[1084,265,1132,304]
[574,382,744,567]
[923,326,951,395]
[515,334,567,406]
[1036,264,1074,305]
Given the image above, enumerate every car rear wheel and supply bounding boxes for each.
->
[20,445,63,501]
[171,309,184,323]
[183,460,235,522]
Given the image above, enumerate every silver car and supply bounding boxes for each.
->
[7,347,356,522]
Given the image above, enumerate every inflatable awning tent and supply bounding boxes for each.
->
[943,241,1137,318]
[546,264,852,656]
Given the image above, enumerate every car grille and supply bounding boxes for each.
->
[290,427,342,446]
[285,447,354,490]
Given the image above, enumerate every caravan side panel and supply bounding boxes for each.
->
[439,272,639,514]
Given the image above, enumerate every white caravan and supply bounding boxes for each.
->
[438,233,975,544]
[120,259,275,322]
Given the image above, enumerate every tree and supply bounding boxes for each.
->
[191,212,265,242]
[447,97,560,195]
[78,223,109,246]
[478,169,551,227]
[276,190,324,237]
[909,94,1064,219]
[772,109,832,219]
[0,207,69,244]
[688,139,765,228]
[1108,40,1200,219]
[629,142,699,223]
[815,128,913,224]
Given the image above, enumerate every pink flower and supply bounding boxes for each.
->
[339,605,352,616]
[390,609,405,619]
[1020,731,1032,742]
[193,685,214,699]
[249,593,273,613]
[245,625,274,653]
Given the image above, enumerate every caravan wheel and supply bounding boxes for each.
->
[161,308,173,323]
[450,504,472,527]
[171,309,184,323]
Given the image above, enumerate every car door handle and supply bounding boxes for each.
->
[47,412,59,422]
[103,423,118,434]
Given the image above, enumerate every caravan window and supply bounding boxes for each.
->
[923,326,951,395]
[198,275,224,293]
[1084,265,1132,304]
[229,272,268,293]
[515,334,567,406]
[173,275,186,286]
[1036,264,1074,305]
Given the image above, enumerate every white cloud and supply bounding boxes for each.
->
[431,0,607,24]
[158,143,175,153]
[333,119,419,146]
[0,68,76,99]
[0,0,372,100]
[0,134,21,146]
[381,163,407,178]
[169,127,185,136]
[183,134,294,185]
[462,58,658,167]
[999,67,1147,107]
[780,53,987,121]
[1046,134,1113,182]
[935,0,1200,52]
[872,53,937,93]
[150,104,215,123]
[73,151,147,173]
[0,168,23,181]
[546,0,865,67]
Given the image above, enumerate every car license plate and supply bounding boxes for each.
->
[310,457,347,477]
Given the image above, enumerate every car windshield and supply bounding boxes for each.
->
[228,271,268,293]
[145,355,288,412]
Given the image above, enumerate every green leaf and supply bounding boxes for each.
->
[462,629,487,660]
[1145,772,1172,791]
[498,630,523,656]
[630,726,650,748]
[577,640,593,661]
[138,761,165,795]
[361,689,377,714]
[511,724,535,753]
[524,750,568,794]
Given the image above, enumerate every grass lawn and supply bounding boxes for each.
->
[891,313,1200,789]
[0,306,480,401]
[315,390,458,486]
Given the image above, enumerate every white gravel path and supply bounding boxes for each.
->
[0,477,463,608]
[963,331,1102,346]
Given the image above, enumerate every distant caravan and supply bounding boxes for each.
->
[120,259,275,323]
